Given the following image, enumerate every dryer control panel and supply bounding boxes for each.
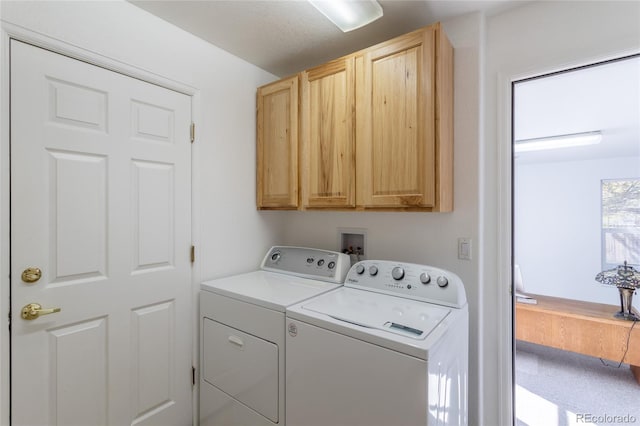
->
[345,260,467,308]
[261,246,350,284]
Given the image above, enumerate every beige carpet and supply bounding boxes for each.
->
[516,341,639,426]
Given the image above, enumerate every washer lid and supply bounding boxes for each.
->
[300,287,450,340]
[201,271,341,312]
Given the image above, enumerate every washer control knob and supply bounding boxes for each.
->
[317,259,325,267]
[420,273,431,285]
[328,261,336,270]
[271,251,281,262]
[356,265,365,275]
[369,265,378,276]
[437,276,449,288]
[391,267,405,280]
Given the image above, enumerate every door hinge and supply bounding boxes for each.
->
[192,366,196,386]
[190,122,195,143]
[190,245,195,263]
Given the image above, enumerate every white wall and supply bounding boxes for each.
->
[0,1,284,423]
[2,1,639,425]
[281,12,485,424]
[486,1,640,425]
[515,156,640,305]
[1,0,284,279]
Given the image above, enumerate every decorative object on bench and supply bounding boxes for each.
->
[595,261,640,321]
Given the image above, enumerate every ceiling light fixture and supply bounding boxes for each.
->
[514,131,602,153]
[308,0,383,32]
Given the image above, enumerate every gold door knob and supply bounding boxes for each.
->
[21,267,42,283]
[21,303,61,320]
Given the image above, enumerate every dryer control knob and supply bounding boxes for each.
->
[356,265,365,275]
[437,276,449,288]
[369,265,378,276]
[420,273,431,284]
[392,267,405,280]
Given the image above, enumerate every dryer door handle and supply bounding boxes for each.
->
[228,335,244,348]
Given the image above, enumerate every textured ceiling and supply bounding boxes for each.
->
[129,1,638,163]
[130,0,519,77]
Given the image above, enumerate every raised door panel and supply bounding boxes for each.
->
[356,27,436,209]
[130,302,177,424]
[257,76,299,209]
[301,58,355,208]
[47,150,108,285]
[131,160,175,273]
[49,318,108,426]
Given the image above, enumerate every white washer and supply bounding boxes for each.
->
[199,246,350,426]
[285,260,469,426]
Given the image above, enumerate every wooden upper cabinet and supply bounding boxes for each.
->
[300,57,355,209]
[256,23,453,211]
[356,23,453,211]
[256,76,299,209]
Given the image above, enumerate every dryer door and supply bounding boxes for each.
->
[203,319,279,422]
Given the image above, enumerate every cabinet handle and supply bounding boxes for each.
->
[228,335,244,347]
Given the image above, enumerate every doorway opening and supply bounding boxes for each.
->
[512,54,640,426]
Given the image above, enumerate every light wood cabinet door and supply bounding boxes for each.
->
[356,24,453,211]
[256,76,299,209]
[301,57,355,208]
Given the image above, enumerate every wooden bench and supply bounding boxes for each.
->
[515,294,640,384]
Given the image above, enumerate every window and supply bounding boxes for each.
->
[601,178,640,269]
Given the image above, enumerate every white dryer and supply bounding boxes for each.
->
[199,246,350,426]
[285,260,469,426]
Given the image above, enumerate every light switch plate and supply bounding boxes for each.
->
[458,238,472,260]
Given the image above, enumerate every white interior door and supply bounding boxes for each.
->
[10,40,193,426]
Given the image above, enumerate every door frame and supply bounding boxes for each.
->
[495,50,640,425]
[0,22,203,425]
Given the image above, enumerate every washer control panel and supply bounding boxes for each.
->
[261,246,350,284]
[346,260,466,308]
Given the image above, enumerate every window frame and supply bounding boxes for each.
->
[601,177,640,270]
